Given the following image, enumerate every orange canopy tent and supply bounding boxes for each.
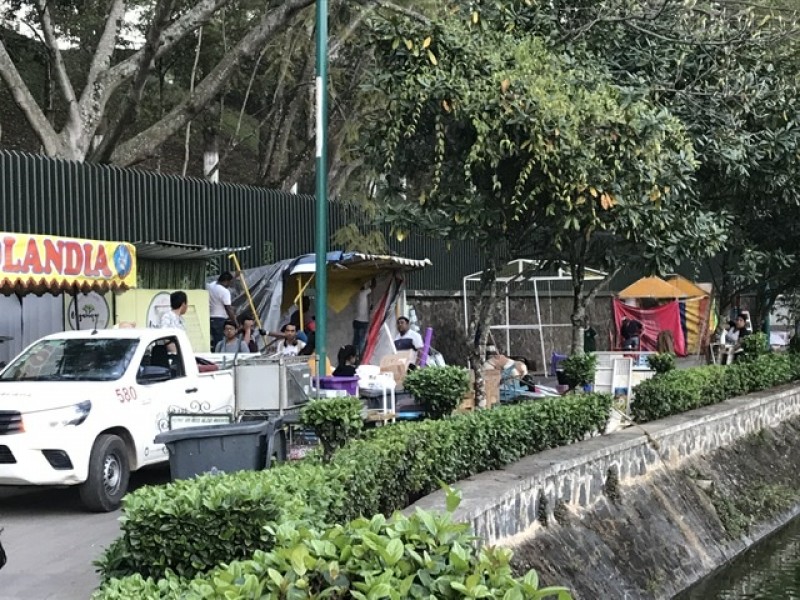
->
[617,276,687,300]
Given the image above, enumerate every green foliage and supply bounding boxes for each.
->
[561,353,597,390]
[301,396,364,460]
[98,462,347,581]
[790,334,800,355]
[327,393,613,523]
[632,353,799,422]
[94,490,573,600]
[647,353,676,375]
[100,394,611,582]
[739,332,769,360]
[403,366,471,419]
[102,471,281,580]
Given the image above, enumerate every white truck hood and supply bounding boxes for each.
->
[0,382,104,413]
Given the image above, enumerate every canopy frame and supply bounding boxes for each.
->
[463,259,607,374]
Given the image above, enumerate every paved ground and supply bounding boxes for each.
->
[0,465,170,600]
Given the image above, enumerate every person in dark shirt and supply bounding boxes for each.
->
[333,344,358,377]
[620,317,643,350]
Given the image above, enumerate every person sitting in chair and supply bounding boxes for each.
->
[333,345,358,377]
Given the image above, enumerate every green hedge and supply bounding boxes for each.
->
[94,490,572,600]
[100,393,612,581]
[98,463,347,580]
[631,353,800,423]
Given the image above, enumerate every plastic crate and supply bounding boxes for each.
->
[317,376,359,396]
[155,421,271,480]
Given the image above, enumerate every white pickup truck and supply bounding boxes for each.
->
[0,328,242,511]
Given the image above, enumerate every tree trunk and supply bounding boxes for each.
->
[466,254,500,407]
[570,291,586,355]
[203,113,220,183]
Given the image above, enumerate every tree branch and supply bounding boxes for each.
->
[0,40,60,154]
[80,0,125,112]
[101,0,232,94]
[35,0,79,127]
[109,0,315,166]
[90,0,178,162]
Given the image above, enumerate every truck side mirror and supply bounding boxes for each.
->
[137,365,172,384]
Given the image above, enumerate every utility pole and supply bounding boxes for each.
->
[314,0,329,376]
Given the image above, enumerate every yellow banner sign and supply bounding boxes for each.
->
[0,232,136,292]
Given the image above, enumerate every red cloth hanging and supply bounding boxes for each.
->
[361,276,403,364]
[613,299,687,356]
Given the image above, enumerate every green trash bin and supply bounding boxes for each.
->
[155,421,271,480]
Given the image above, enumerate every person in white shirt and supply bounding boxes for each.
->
[352,279,375,355]
[160,291,187,330]
[208,272,237,351]
[276,324,306,356]
[394,316,424,355]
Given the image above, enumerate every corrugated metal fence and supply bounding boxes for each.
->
[0,151,483,290]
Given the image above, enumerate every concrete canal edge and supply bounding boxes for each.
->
[408,384,800,599]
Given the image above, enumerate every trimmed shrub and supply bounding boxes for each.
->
[561,353,597,390]
[98,462,347,581]
[632,352,799,423]
[328,393,613,523]
[100,394,611,582]
[739,332,769,360]
[403,365,471,419]
[94,490,572,600]
[301,396,364,460]
[647,352,676,375]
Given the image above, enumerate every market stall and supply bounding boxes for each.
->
[0,232,136,362]
[233,251,432,366]
[614,276,688,356]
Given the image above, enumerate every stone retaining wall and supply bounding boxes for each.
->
[409,384,800,599]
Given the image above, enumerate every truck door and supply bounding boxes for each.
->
[133,335,202,466]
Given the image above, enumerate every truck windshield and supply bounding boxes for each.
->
[0,338,139,382]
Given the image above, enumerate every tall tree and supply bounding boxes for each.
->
[0,0,314,165]
[359,6,717,397]
[482,0,800,326]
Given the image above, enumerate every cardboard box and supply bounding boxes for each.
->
[380,351,415,389]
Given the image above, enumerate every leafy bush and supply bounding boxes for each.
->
[100,471,280,580]
[94,489,573,600]
[301,396,364,460]
[647,352,676,375]
[632,353,799,423]
[561,353,597,390]
[98,462,347,581]
[327,393,613,523]
[100,394,611,582]
[739,332,769,360]
[403,365,471,419]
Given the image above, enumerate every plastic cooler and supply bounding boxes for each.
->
[317,376,359,396]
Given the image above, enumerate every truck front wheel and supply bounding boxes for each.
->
[79,434,130,512]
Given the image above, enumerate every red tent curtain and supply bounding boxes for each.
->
[361,275,403,364]
[613,298,687,356]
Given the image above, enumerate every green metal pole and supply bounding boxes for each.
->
[314,0,329,377]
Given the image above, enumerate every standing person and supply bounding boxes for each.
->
[394,316,424,354]
[620,317,643,351]
[352,280,374,355]
[160,291,188,330]
[215,320,249,353]
[208,272,237,351]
